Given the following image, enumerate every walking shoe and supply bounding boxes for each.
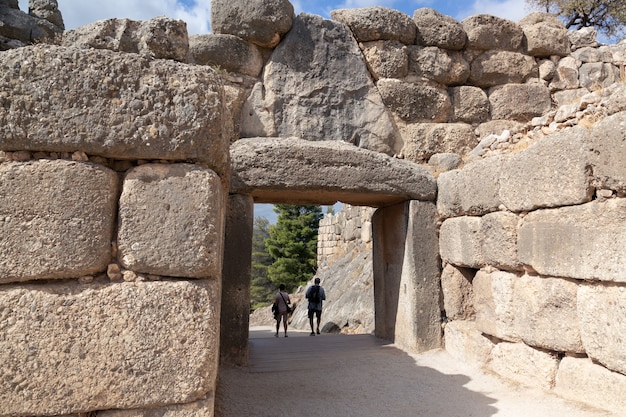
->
[310,332,315,336]
[316,329,320,334]
[284,334,288,337]
[274,333,278,338]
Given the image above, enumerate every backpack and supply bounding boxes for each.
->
[309,285,320,303]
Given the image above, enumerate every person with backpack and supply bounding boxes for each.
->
[305,277,326,336]
[274,284,292,338]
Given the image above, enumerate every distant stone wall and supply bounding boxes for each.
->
[1,0,625,416]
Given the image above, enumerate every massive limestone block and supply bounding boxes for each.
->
[0,160,117,283]
[229,137,437,206]
[117,164,225,279]
[63,17,189,62]
[331,6,416,44]
[0,280,219,416]
[461,15,524,51]
[437,155,505,218]
[518,199,626,282]
[550,56,581,90]
[413,8,467,50]
[469,51,538,88]
[579,62,621,90]
[0,0,59,46]
[512,274,583,353]
[400,122,477,163]
[243,14,398,155]
[210,0,294,48]
[441,264,475,321]
[480,211,521,271]
[393,201,442,353]
[519,12,570,57]
[444,320,494,368]
[555,357,626,415]
[407,46,469,85]
[489,83,552,122]
[0,46,229,175]
[490,342,559,390]
[28,0,64,30]
[472,270,518,341]
[590,111,626,193]
[439,216,483,268]
[578,284,626,374]
[99,398,215,417]
[377,79,451,123]
[189,34,264,77]
[499,127,593,212]
[360,40,409,80]
[449,85,490,124]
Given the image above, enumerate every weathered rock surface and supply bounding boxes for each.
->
[578,284,626,375]
[469,51,538,87]
[377,79,451,123]
[473,270,518,341]
[0,160,117,283]
[439,216,484,268]
[589,111,626,193]
[488,83,551,121]
[449,85,490,123]
[400,123,477,163]
[230,137,437,206]
[512,274,583,353]
[331,6,416,44]
[0,280,219,416]
[443,320,493,368]
[63,17,189,62]
[28,0,64,29]
[519,12,569,57]
[242,14,398,155]
[441,264,475,321]
[407,46,469,85]
[99,398,215,417]
[413,8,466,50]
[210,0,294,48]
[555,357,626,415]
[118,164,224,279]
[361,40,409,80]
[480,211,521,271]
[461,15,524,51]
[189,34,263,77]
[0,45,229,175]
[0,0,62,49]
[491,342,559,390]
[518,199,626,282]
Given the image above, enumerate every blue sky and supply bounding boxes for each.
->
[22,0,535,35]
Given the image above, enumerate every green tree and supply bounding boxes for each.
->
[265,204,323,292]
[250,217,275,310]
[527,0,626,40]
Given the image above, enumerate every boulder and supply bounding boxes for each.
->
[229,137,437,206]
[512,274,583,353]
[444,320,494,368]
[461,14,524,51]
[189,34,264,77]
[518,199,626,282]
[579,62,621,90]
[490,341,559,390]
[407,46,469,85]
[480,211,521,271]
[242,14,398,155]
[441,264,475,320]
[550,56,581,90]
[210,0,294,48]
[28,0,64,30]
[63,17,189,62]
[413,8,466,50]
[439,216,484,268]
[0,2,51,46]
[377,79,451,123]
[568,26,598,50]
[361,40,409,80]
[0,46,229,175]
[571,46,614,63]
[331,6,416,44]
[449,85,490,123]
[519,12,569,57]
[578,284,626,375]
[472,270,518,340]
[400,122,477,162]
[489,83,552,122]
[0,160,117,283]
[589,111,626,194]
[428,153,462,172]
[468,50,538,87]
[437,155,505,218]
[499,126,592,211]
[0,280,219,416]
[117,164,225,279]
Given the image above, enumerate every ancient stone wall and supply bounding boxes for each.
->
[1,0,625,416]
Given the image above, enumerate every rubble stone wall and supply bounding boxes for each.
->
[1,0,625,416]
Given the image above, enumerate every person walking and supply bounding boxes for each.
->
[274,284,291,338]
[305,278,326,336]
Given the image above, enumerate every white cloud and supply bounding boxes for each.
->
[456,0,532,22]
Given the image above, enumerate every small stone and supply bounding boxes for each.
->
[122,270,137,282]
[107,263,122,281]
[72,151,89,162]
[78,276,94,284]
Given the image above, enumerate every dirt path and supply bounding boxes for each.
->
[215,326,615,417]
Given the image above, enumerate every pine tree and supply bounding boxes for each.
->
[527,0,626,40]
[250,217,275,310]
[265,204,323,292]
